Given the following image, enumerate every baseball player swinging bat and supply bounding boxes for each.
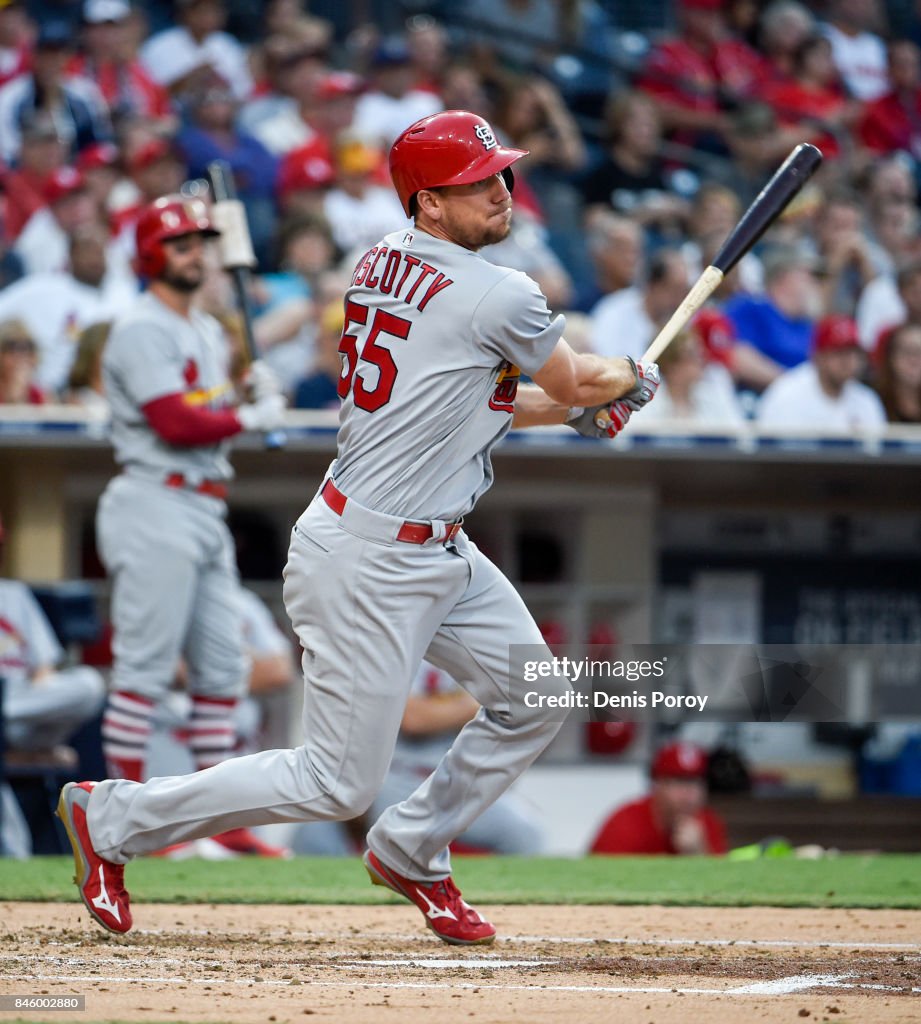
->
[206,159,286,449]
[596,142,823,430]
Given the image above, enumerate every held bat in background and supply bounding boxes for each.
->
[206,160,286,449]
[595,143,823,429]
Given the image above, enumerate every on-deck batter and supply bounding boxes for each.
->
[58,111,660,945]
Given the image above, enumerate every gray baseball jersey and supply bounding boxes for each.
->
[96,291,246,707]
[103,292,235,483]
[84,225,571,888]
[334,228,565,520]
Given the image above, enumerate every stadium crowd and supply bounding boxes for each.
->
[0,0,920,431]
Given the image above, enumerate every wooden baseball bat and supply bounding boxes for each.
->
[644,143,823,365]
[595,143,823,429]
[206,160,286,450]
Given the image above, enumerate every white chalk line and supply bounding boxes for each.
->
[42,927,921,953]
[4,970,919,997]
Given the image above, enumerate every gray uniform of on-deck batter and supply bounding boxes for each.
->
[86,228,571,880]
[96,292,247,703]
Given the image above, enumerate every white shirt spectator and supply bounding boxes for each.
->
[140,26,252,101]
[243,98,313,156]
[0,270,137,392]
[757,362,887,431]
[0,580,63,688]
[351,89,442,149]
[637,365,745,427]
[855,274,904,351]
[590,286,651,361]
[821,22,888,101]
[13,207,136,284]
[323,186,410,253]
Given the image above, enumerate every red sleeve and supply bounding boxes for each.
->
[858,95,907,153]
[143,392,243,446]
[702,808,729,854]
[590,799,669,854]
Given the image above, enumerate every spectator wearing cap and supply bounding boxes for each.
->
[0,0,30,90]
[76,142,121,222]
[757,314,886,431]
[590,249,691,362]
[0,320,44,404]
[724,245,824,372]
[176,83,278,265]
[69,0,174,127]
[140,0,252,102]
[350,38,442,149]
[637,0,769,150]
[0,224,137,393]
[590,742,728,855]
[276,137,334,217]
[0,113,67,240]
[873,322,921,423]
[13,166,98,275]
[820,0,888,102]
[858,40,921,159]
[0,19,112,165]
[322,135,409,254]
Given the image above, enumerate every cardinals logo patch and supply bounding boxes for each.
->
[489,361,519,414]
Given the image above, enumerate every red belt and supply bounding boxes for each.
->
[165,473,228,500]
[321,479,461,545]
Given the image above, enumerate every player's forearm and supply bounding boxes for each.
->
[567,353,637,407]
[511,384,570,427]
[248,652,294,693]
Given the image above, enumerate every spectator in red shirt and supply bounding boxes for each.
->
[590,741,729,855]
[859,39,921,160]
[69,0,174,129]
[762,34,856,158]
[1,113,67,240]
[638,0,769,147]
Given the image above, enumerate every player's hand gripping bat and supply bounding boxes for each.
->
[206,160,286,449]
[595,143,823,430]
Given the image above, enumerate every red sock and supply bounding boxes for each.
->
[189,695,238,770]
[101,690,155,781]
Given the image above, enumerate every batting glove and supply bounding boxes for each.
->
[622,357,661,411]
[245,360,282,402]
[238,394,286,432]
[567,398,632,439]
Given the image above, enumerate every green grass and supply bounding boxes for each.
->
[3,855,920,909]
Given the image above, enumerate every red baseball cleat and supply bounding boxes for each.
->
[56,781,132,934]
[364,849,496,945]
[210,828,293,858]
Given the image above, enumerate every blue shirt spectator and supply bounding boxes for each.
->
[724,248,823,371]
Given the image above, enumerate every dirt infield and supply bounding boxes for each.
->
[2,902,919,1023]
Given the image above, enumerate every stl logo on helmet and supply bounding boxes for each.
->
[489,361,519,414]
[474,124,497,151]
[161,210,181,230]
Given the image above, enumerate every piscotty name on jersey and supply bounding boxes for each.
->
[350,244,455,313]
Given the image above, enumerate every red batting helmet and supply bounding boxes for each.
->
[134,194,220,279]
[389,109,528,216]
